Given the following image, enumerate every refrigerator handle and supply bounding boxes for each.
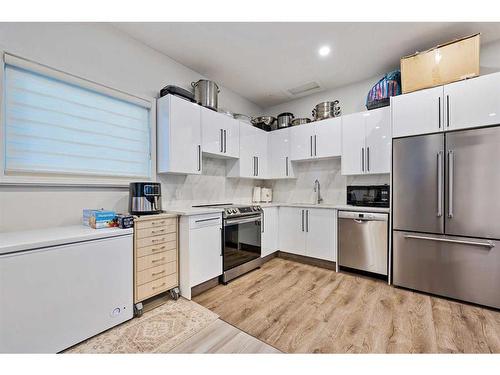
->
[448,150,454,218]
[437,151,443,217]
[404,235,494,249]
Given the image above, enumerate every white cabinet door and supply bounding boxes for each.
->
[200,106,224,156]
[157,95,201,175]
[290,124,314,161]
[444,73,500,131]
[261,207,279,257]
[305,208,336,261]
[190,225,223,287]
[268,128,294,179]
[314,118,342,159]
[364,107,391,174]
[391,86,444,137]
[223,117,240,158]
[341,112,366,175]
[231,122,257,178]
[255,129,268,178]
[278,207,306,255]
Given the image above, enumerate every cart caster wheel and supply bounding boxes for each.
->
[134,303,143,317]
[170,288,180,301]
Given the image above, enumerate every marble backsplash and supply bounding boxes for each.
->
[158,156,389,209]
[262,158,389,205]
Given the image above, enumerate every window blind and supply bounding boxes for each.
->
[4,62,151,179]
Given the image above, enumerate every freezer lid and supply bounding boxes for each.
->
[445,126,500,240]
[392,133,445,234]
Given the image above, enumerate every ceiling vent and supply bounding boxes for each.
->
[286,81,322,97]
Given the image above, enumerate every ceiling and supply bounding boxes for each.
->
[113,22,500,108]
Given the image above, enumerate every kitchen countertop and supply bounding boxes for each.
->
[164,206,224,216]
[259,202,390,213]
[0,225,134,255]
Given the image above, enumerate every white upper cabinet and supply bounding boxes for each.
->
[268,128,294,179]
[290,124,314,161]
[364,107,391,174]
[444,72,500,131]
[227,122,267,179]
[157,95,202,175]
[314,118,342,159]
[341,107,391,175]
[290,119,341,161]
[341,113,366,175]
[392,86,444,138]
[200,107,239,158]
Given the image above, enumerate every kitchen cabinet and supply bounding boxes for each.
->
[157,94,202,175]
[278,206,336,261]
[179,213,223,300]
[200,106,239,158]
[341,107,391,175]
[261,206,279,257]
[268,128,294,179]
[278,206,306,255]
[227,122,267,179]
[391,86,444,138]
[290,118,341,161]
[444,72,500,131]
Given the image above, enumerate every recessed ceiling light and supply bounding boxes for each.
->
[318,46,331,57]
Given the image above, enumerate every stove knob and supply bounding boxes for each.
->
[232,209,237,214]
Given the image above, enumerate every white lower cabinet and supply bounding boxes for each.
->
[179,213,223,300]
[261,207,279,257]
[278,206,336,261]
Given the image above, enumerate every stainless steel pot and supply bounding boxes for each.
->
[233,113,252,123]
[191,80,220,110]
[251,116,276,130]
[277,112,295,128]
[291,118,311,126]
[312,101,341,121]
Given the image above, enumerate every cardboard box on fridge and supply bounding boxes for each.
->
[401,34,480,94]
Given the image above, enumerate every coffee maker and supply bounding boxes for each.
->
[129,182,162,215]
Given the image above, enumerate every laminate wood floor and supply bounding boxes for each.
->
[194,258,500,353]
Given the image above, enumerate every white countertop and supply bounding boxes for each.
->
[0,225,133,255]
[164,206,224,216]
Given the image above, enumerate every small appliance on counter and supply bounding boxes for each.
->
[346,185,389,208]
[261,188,273,203]
[129,182,163,215]
[252,187,261,203]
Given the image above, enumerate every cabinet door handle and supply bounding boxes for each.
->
[314,135,317,156]
[446,95,450,128]
[220,129,223,152]
[197,145,201,171]
[438,97,441,128]
[256,157,259,176]
[361,148,365,172]
[285,156,289,176]
[223,129,227,153]
[310,136,313,157]
[301,210,304,232]
[305,210,309,232]
[261,212,264,233]
[366,147,370,172]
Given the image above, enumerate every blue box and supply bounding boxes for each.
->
[83,209,117,229]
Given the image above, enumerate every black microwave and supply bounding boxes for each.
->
[347,185,390,208]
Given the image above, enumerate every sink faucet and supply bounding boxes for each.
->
[314,179,323,204]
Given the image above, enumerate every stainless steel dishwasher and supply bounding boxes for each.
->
[338,211,388,276]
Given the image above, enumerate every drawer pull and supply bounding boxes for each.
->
[152,282,166,290]
[152,246,166,252]
[152,270,166,277]
[152,238,165,243]
[151,229,166,234]
[151,221,166,226]
[152,257,166,263]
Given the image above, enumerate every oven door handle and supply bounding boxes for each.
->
[224,216,262,226]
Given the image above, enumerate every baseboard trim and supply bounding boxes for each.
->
[277,251,337,271]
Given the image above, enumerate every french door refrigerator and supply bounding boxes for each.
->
[392,126,500,309]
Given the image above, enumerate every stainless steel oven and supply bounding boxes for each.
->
[220,205,262,283]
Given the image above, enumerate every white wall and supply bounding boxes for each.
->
[0,23,263,232]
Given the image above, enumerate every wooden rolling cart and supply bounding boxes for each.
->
[133,213,179,316]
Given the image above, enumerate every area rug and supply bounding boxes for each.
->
[65,298,219,353]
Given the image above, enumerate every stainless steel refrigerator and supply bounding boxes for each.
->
[392,126,500,309]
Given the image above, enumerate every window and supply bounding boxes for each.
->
[2,54,152,182]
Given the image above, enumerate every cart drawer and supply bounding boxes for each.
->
[136,240,176,258]
[136,249,176,272]
[135,224,176,239]
[136,262,177,286]
[136,232,176,248]
[135,217,177,230]
[136,274,177,302]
